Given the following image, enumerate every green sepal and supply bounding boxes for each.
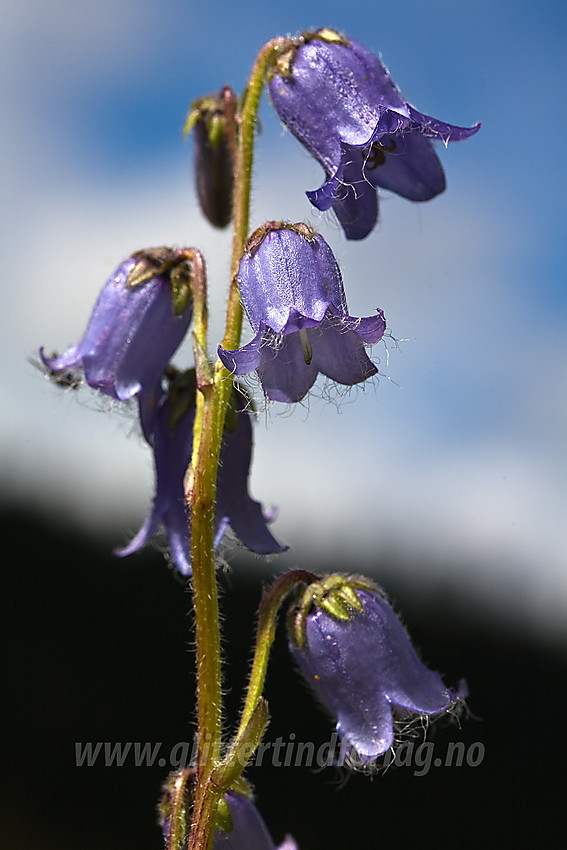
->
[319,592,352,621]
[183,105,201,138]
[269,30,350,82]
[214,796,233,833]
[126,246,178,288]
[183,92,231,149]
[183,94,220,140]
[270,46,296,81]
[125,249,169,289]
[207,112,226,149]
[126,246,193,317]
[213,777,253,834]
[302,28,350,47]
[170,262,193,317]
[244,220,316,258]
[291,574,379,650]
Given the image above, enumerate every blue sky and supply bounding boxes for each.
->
[2,0,566,639]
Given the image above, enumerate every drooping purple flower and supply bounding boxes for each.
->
[269,30,480,239]
[40,247,193,440]
[289,576,464,763]
[116,376,286,575]
[218,222,386,402]
[213,790,298,850]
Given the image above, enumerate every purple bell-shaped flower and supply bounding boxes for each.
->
[116,375,286,575]
[289,576,465,763]
[218,222,386,402]
[40,247,194,439]
[269,30,480,239]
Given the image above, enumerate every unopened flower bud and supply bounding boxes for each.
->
[185,87,236,228]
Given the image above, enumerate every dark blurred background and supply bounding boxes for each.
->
[3,502,566,850]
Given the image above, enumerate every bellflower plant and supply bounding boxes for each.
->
[289,576,464,763]
[40,247,193,439]
[39,25,479,850]
[218,221,386,402]
[116,375,286,575]
[269,29,480,239]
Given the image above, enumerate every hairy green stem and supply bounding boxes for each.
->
[186,779,223,850]
[166,769,194,850]
[185,35,295,850]
[188,249,209,472]
[237,570,317,739]
[220,36,292,357]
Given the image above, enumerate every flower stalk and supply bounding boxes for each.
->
[166,768,194,850]
[237,570,317,739]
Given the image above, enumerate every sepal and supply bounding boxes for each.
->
[291,574,376,649]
